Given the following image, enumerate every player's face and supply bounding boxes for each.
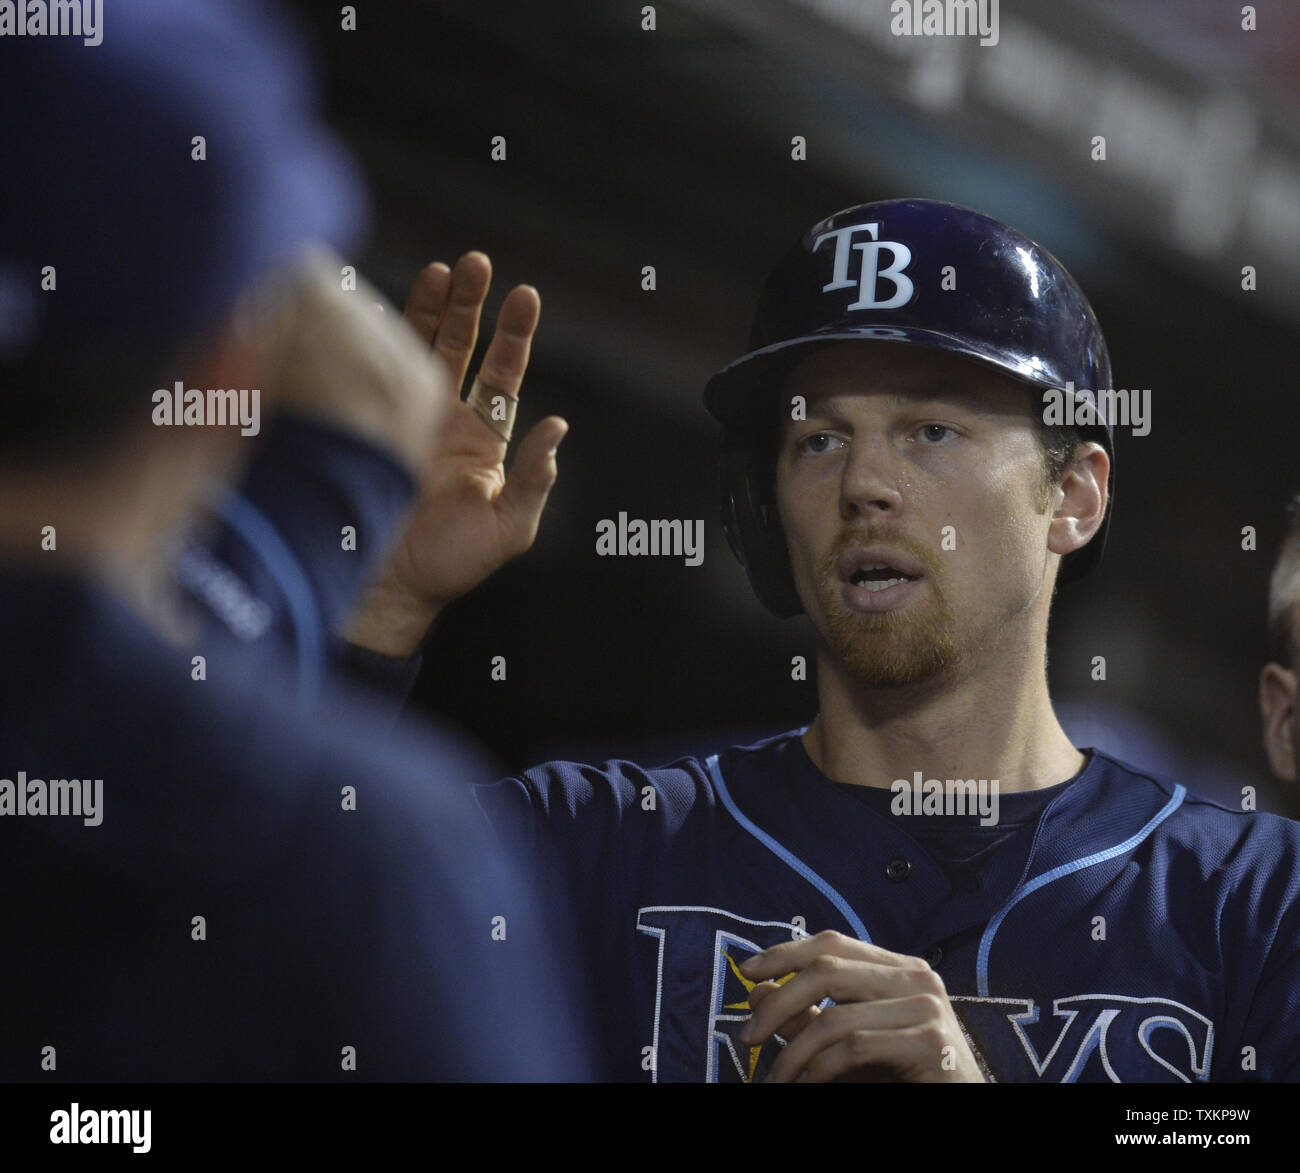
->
[1259,636,1300,783]
[774,341,1057,689]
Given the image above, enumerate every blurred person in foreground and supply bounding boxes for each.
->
[0,0,587,1081]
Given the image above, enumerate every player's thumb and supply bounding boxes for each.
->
[499,416,568,551]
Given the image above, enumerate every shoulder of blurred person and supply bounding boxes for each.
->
[0,567,591,1081]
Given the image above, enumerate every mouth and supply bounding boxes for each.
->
[847,564,919,592]
[835,547,926,612]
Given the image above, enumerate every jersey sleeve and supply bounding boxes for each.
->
[175,411,416,704]
[333,642,424,713]
[475,761,646,922]
[1213,812,1300,1081]
[474,757,709,1081]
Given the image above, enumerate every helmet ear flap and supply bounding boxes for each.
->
[719,440,804,618]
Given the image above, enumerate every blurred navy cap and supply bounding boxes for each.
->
[0,0,368,358]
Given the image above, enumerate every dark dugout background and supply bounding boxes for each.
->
[286,0,1300,817]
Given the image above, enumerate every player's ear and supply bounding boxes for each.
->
[1046,442,1108,559]
[1259,661,1298,783]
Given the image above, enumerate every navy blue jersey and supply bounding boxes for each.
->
[478,729,1300,1083]
[0,569,590,1081]
[174,411,417,709]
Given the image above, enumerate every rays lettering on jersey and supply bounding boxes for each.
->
[636,906,812,1083]
[812,222,914,310]
[953,995,1215,1082]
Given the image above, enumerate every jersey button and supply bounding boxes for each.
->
[884,856,911,882]
[923,945,943,966]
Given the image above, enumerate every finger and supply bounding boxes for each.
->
[797,1017,959,1084]
[775,1007,821,1043]
[402,261,452,346]
[497,416,568,552]
[747,981,820,1042]
[433,251,492,392]
[740,930,910,981]
[475,284,540,398]
[788,1032,904,1084]
[765,996,932,1083]
[741,956,913,1045]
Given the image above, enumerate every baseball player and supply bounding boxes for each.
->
[229,199,1300,1083]
[1261,495,1300,784]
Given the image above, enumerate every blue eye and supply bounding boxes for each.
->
[918,424,956,443]
[800,432,844,454]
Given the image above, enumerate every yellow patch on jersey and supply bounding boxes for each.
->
[720,950,797,1083]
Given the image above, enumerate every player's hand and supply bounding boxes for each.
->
[344,251,567,656]
[738,931,986,1083]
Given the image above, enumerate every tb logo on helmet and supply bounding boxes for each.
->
[812,221,914,311]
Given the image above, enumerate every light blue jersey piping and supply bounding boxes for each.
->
[708,752,1188,999]
[976,785,1186,996]
[705,753,872,942]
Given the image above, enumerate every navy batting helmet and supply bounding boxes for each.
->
[704,198,1114,618]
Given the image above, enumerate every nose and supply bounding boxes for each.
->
[839,433,904,523]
